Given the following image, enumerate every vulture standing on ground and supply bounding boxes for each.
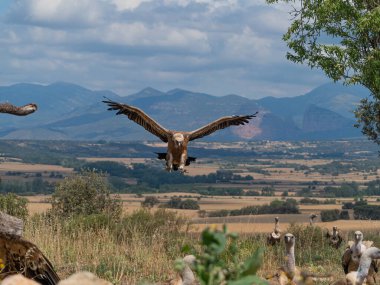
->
[164,255,197,285]
[341,231,377,282]
[103,99,257,172]
[309,214,317,226]
[0,232,59,285]
[267,217,281,246]
[266,233,332,285]
[0,103,37,116]
[326,226,343,249]
[331,247,380,285]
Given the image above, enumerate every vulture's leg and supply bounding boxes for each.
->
[178,152,187,172]
[166,152,173,172]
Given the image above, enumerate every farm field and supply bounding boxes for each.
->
[1,140,380,284]
[24,193,380,233]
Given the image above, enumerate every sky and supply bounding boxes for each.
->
[0,0,328,98]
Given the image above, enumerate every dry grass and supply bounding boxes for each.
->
[24,211,191,284]
[79,157,152,165]
[0,162,73,172]
[22,209,356,284]
[192,219,380,233]
[24,193,378,222]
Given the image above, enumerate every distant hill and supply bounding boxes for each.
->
[0,82,368,141]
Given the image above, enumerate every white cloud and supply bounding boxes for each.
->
[8,0,107,27]
[224,27,273,62]
[102,22,210,53]
[0,0,328,98]
[112,0,152,11]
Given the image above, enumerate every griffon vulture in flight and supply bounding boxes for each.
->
[0,103,38,116]
[103,99,257,172]
[0,232,60,285]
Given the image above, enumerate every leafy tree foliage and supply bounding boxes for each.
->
[186,226,265,285]
[0,193,28,220]
[320,209,341,222]
[141,196,160,208]
[267,0,380,143]
[0,178,54,195]
[324,182,360,197]
[50,169,122,219]
[163,197,200,210]
[354,205,380,220]
[209,199,300,217]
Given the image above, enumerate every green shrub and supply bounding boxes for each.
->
[354,205,380,220]
[209,199,300,217]
[163,197,200,210]
[50,169,122,219]
[190,225,265,285]
[286,224,341,266]
[0,193,28,220]
[141,196,160,208]
[179,199,200,210]
[339,210,350,220]
[320,210,340,222]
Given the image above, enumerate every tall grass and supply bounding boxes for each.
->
[23,210,371,284]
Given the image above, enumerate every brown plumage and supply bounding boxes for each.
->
[341,231,377,280]
[0,103,38,116]
[267,217,281,246]
[103,99,257,172]
[332,247,380,285]
[325,226,343,249]
[0,232,59,285]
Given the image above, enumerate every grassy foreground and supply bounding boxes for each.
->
[23,209,377,284]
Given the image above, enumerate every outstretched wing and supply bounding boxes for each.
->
[188,112,258,141]
[0,103,38,116]
[103,99,169,142]
[0,233,60,285]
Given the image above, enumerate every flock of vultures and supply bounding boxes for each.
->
[0,102,379,285]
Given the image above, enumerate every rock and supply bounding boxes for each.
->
[2,274,40,285]
[58,272,112,285]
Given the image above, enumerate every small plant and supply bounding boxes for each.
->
[50,169,122,219]
[141,196,160,208]
[190,225,266,285]
[0,193,28,220]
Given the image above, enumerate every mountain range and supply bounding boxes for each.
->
[0,82,369,141]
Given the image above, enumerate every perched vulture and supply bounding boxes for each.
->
[267,217,281,246]
[341,231,377,280]
[309,214,318,226]
[103,99,257,172]
[164,255,197,285]
[331,247,380,285]
[325,226,343,249]
[0,232,59,285]
[0,103,37,116]
[266,233,332,285]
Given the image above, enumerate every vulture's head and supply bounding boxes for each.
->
[275,217,279,223]
[284,233,295,248]
[173,133,184,148]
[183,255,196,266]
[354,231,363,243]
[22,103,38,114]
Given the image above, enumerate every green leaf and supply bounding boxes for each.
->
[201,229,227,255]
[181,244,192,254]
[240,248,264,276]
